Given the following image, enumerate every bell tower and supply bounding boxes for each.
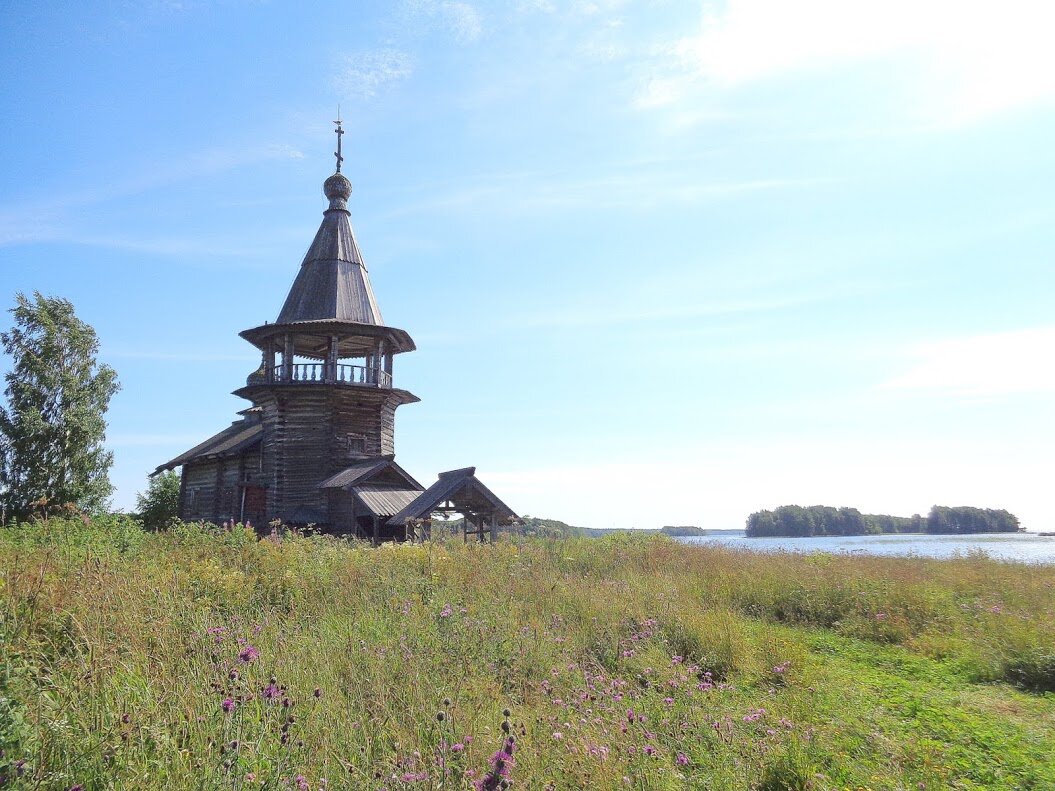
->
[233,119,419,524]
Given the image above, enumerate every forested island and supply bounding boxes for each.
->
[434,516,708,539]
[746,504,1021,537]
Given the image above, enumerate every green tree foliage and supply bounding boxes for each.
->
[0,293,120,519]
[747,505,1016,537]
[926,506,1019,534]
[135,471,181,530]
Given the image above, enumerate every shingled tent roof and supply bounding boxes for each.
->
[152,418,262,475]
[387,467,517,527]
[276,171,383,326]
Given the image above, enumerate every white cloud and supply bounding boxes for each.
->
[442,2,483,41]
[640,0,1055,125]
[401,1,483,42]
[334,50,414,99]
[882,326,1055,397]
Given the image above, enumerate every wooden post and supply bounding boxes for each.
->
[212,458,225,521]
[326,335,339,382]
[237,454,247,524]
[372,515,379,547]
[265,346,276,382]
[490,512,497,544]
[177,467,188,521]
[282,334,294,381]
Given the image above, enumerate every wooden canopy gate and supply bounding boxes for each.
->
[387,467,517,543]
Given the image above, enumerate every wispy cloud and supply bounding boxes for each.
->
[401,0,484,42]
[0,143,305,249]
[636,0,1055,126]
[881,326,1055,398]
[334,50,414,99]
[384,166,836,217]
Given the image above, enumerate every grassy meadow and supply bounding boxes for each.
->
[1,518,1053,790]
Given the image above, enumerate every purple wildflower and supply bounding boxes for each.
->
[676,752,689,766]
[295,775,309,791]
[262,684,280,701]
[221,698,236,713]
[439,604,453,618]
[238,645,260,663]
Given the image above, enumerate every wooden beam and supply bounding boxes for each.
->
[282,333,294,381]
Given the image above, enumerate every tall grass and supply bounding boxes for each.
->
[1,519,1053,790]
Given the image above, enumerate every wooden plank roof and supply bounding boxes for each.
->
[276,182,383,326]
[152,419,262,475]
[316,457,422,490]
[352,484,424,518]
[386,467,517,527]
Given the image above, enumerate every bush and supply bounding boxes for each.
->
[135,471,180,530]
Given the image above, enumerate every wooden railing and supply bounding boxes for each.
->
[269,363,392,388]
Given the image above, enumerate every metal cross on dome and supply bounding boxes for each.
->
[333,112,345,173]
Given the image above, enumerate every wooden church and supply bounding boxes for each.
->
[154,123,516,543]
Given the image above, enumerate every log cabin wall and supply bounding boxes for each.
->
[252,387,397,525]
[178,445,266,524]
[180,460,218,521]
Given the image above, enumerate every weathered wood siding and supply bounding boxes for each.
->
[249,386,404,525]
[178,446,266,524]
[180,460,218,521]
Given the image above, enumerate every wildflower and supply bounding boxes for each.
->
[676,752,689,766]
[643,745,657,757]
[238,645,260,663]
[121,713,131,724]
[69,786,84,791]
[221,698,236,713]
[451,743,465,753]
[295,775,310,791]
[245,773,256,782]
[663,697,674,706]
[439,604,453,618]
[314,687,322,698]
[772,661,791,675]
[552,731,563,740]
[262,684,281,701]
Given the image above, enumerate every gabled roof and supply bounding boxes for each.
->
[387,467,517,527]
[153,419,263,475]
[317,457,422,491]
[276,172,384,326]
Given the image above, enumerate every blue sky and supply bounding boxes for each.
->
[2,0,1053,530]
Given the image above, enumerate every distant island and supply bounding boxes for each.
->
[433,517,711,539]
[746,505,1021,538]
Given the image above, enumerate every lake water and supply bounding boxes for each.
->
[676,531,1055,564]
